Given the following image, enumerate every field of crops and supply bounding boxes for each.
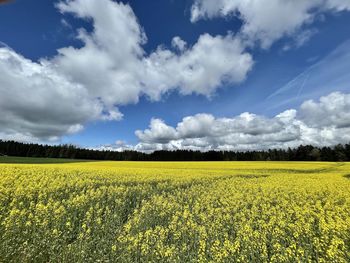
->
[0,158,350,262]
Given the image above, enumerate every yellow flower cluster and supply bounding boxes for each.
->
[0,161,350,262]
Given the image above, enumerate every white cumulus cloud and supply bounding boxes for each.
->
[190,0,350,48]
[132,92,350,152]
[55,0,253,101]
[0,0,253,142]
[0,47,109,142]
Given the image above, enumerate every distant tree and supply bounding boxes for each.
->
[0,140,349,162]
[334,144,347,161]
[309,148,321,161]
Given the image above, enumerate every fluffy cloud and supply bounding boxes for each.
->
[135,118,177,143]
[143,34,253,98]
[133,92,350,152]
[191,0,350,48]
[172,36,187,52]
[298,92,350,128]
[55,0,253,100]
[0,47,111,142]
[54,0,147,106]
[0,0,253,142]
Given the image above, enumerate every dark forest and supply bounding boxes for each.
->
[1,140,350,161]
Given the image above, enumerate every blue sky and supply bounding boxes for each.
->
[1,0,350,151]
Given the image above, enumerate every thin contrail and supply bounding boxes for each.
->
[266,70,309,100]
[0,41,11,49]
[296,72,310,99]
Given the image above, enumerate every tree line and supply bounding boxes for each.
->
[0,140,350,161]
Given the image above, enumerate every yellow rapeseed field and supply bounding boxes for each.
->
[0,160,350,262]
